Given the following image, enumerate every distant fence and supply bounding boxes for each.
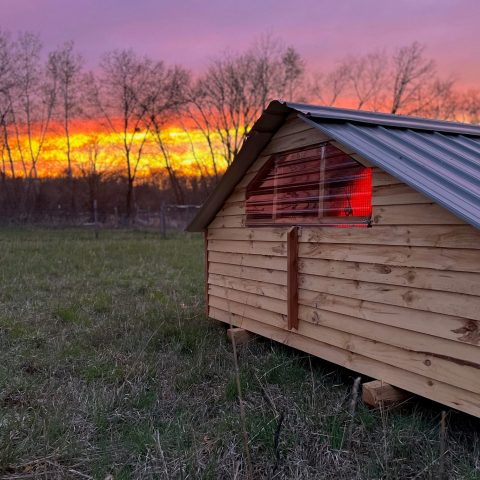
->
[133,205,201,233]
[0,204,201,232]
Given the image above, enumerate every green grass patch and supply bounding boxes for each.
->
[0,227,478,479]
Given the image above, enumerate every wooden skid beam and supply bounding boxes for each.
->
[227,327,254,347]
[362,380,411,408]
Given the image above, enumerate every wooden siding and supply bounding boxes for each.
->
[205,117,480,417]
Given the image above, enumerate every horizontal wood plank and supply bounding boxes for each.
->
[299,258,480,296]
[372,169,403,187]
[209,289,480,367]
[208,251,286,270]
[209,285,286,315]
[261,128,329,156]
[208,273,287,300]
[235,170,259,190]
[210,224,480,249]
[373,204,465,225]
[299,225,480,249]
[217,202,245,217]
[372,184,431,206]
[298,275,480,321]
[208,239,287,257]
[208,227,287,242]
[210,262,287,285]
[208,215,245,228]
[225,188,246,203]
[297,289,480,346]
[272,117,316,139]
[209,279,480,349]
[298,243,480,272]
[297,304,480,369]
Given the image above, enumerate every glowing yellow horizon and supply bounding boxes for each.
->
[5,119,228,179]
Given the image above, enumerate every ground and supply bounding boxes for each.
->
[0,228,479,480]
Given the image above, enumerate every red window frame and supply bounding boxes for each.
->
[245,143,372,227]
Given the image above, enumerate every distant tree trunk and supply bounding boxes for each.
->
[47,41,84,217]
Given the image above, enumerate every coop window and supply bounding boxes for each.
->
[245,144,372,227]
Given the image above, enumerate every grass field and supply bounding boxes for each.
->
[0,228,479,479]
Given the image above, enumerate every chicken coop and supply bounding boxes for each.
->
[187,101,480,417]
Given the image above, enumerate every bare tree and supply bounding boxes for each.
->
[344,52,387,110]
[307,42,462,121]
[177,114,212,196]
[281,46,306,102]
[405,78,459,119]
[90,49,157,221]
[13,32,57,183]
[78,135,104,222]
[191,37,304,167]
[458,89,480,123]
[388,42,436,114]
[308,63,350,107]
[143,64,190,204]
[0,30,16,181]
[47,41,84,212]
[183,89,222,182]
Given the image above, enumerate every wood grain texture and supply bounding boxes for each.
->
[287,226,299,330]
[208,251,286,271]
[299,225,480,249]
[204,230,209,317]
[209,262,287,285]
[299,274,480,320]
[299,257,480,296]
[362,381,410,407]
[372,203,465,225]
[208,273,287,300]
[297,289,480,346]
[298,243,480,272]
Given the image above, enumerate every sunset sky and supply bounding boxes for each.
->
[1,0,479,178]
[2,0,479,89]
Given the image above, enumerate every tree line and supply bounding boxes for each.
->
[0,30,478,223]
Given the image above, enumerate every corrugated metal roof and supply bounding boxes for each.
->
[287,102,480,136]
[187,101,480,231]
[302,116,480,229]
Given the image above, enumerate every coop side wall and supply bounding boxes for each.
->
[205,117,480,417]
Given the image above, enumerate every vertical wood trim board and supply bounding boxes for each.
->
[204,230,209,317]
[287,226,299,330]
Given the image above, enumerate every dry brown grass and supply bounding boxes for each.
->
[0,227,479,479]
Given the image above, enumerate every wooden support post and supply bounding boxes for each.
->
[227,328,254,347]
[204,230,209,317]
[287,226,299,330]
[362,380,410,408]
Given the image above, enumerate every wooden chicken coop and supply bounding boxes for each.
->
[187,101,480,417]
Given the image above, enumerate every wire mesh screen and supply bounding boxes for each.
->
[246,143,372,227]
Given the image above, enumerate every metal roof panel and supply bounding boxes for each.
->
[308,119,480,228]
[286,102,480,136]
